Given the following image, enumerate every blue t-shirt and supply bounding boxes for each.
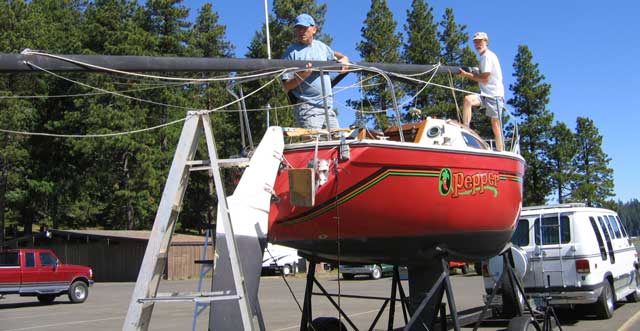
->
[282,40,335,108]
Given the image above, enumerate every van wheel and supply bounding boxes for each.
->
[507,316,540,331]
[68,281,88,303]
[371,265,382,280]
[593,280,614,319]
[37,294,56,304]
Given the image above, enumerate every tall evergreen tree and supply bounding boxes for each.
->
[572,117,614,207]
[402,0,441,122]
[508,45,553,205]
[549,121,578,203]
[354,0,403,129]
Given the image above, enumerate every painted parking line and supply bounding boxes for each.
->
[0,316,122,331]
[618,306,640,331]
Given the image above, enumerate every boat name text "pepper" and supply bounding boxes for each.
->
[439,168,499,198]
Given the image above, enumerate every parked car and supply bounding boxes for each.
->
[262,243,304,276]
[0,249,93,304]
[482,203,640,319]
[339,264,394,280]
[449,261,470,274]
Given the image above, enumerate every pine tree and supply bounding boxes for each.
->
[354,0,404,129]
[572,117,614,207]
[549,121,578,203]
[402,0,440,122]
[508,45,553,205]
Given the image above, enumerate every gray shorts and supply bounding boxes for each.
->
[473,95,505,118]
[293,103,340,130]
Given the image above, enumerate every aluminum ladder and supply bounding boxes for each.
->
[123,111,283,330]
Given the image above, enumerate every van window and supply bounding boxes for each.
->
[616,215,629,237]
[590,217,607,260]
[512,219,530,246]
[534,214,571,245]
[597,216,616,263]
[0,252,19,266]
[602,215,617,240]
[606,215,622,238]
[25,252,35,268]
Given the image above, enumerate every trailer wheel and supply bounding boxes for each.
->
[507,316,540,331]
[37,294,56,304]
[68,280,88,303]
[310,317,347,331]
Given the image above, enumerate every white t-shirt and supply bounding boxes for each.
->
[479,49,504,97]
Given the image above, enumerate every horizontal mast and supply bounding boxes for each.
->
[0,53,469,75]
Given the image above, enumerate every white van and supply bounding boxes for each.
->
[483,203,639,319]
[261,243,303,276]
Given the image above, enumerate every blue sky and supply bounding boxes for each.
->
[184,0,639,203]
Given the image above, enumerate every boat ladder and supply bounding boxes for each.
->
[122,110,284,331]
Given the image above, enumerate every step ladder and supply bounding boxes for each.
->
[123,111,284,331]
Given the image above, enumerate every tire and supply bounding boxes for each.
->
[282,264,292,276]
[68,280,89,303]
[310,317,347,331]
[475,262,483,275]
[506,316,540,331]
[342,273,354,280]
[37,294,56,304]
[370,265,382,280]
[461,264,469,275]
[626,269,640,302]
[593,280,614,319]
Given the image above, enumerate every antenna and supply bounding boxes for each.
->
[263,0,272,60]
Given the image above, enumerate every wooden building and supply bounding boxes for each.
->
[1,229,213,282]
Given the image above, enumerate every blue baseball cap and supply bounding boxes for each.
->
[294,14,315,27]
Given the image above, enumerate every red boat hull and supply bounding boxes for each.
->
[268,141,525,265]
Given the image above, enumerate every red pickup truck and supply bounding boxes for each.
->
[0,249,93,304]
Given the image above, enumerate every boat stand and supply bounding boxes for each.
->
[471,247,562,331]
[300,262,410,331]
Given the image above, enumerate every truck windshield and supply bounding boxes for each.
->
[0,252,19,267]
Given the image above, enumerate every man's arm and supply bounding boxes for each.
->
[282,63,312,92]
[458,69,490,84]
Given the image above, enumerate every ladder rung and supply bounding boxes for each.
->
[137,292,240,304]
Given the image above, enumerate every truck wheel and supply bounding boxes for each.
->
[68,280,88,303]
[593,280,614,319]
[37,294,56,304]
[461,264,469,275]
[371,265,382,280]
[283,264,292,276]
[342,273,354,280]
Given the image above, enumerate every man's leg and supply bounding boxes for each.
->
[491,117,504,152]
[463,94,481,126]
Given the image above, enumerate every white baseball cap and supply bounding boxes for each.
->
[473,32,489,42]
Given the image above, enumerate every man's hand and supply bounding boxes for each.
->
[295,62,313,80]
[337,55,350,73]
[458,68,472,79]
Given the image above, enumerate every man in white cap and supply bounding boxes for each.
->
[458,32,505,152]
[282,13,349,130]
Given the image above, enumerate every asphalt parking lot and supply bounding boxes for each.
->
[1,273,640,330]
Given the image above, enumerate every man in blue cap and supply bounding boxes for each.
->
[282,13,349,130]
